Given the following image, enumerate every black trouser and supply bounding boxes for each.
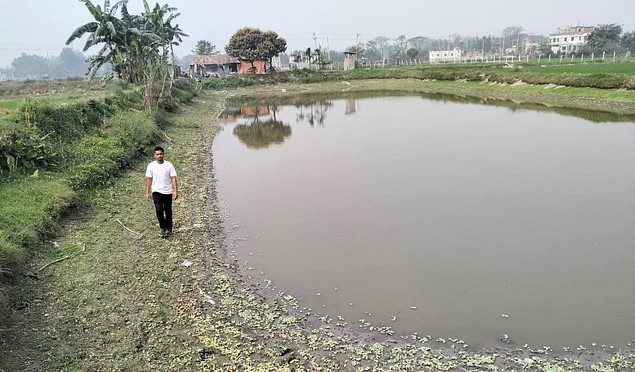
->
[152,192,173,229]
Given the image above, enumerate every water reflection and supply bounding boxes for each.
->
[214,93,635,350]
[222,92,635,150]
[295,100,333,126]
[223,105,292,149]
[226,91,635,124]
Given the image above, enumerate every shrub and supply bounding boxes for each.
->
[13,99,112,143]
[202,75,257,90]
[67,110,158,190]
[0,121,57,175]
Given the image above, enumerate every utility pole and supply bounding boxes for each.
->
[326,36,331,66]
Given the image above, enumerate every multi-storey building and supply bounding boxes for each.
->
[429,48,463,63]
[549,26,595,54]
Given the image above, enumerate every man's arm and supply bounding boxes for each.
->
[145,177,152,201]
[171,176,179,200]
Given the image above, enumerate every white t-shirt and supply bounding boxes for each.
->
[146,160,177,194]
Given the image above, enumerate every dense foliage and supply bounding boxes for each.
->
[66,0,187,111]
[225,27,287,73]
[192,39,219,55]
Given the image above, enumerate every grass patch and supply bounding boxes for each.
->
[0,92,110,111]
[0,175,75,269]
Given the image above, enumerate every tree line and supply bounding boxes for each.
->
[287,25,635,66]
[0,48,89,81]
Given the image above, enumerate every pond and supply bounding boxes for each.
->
[212,92,635,351]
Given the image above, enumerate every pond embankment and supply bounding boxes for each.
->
[1,79,635,371]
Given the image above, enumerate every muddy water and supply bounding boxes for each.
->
[212,94,635,350]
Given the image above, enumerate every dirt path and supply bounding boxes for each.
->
[2,84,635,371]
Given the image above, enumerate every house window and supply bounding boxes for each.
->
[564,37,567,42]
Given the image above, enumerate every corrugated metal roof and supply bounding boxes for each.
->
[190,54,240,65]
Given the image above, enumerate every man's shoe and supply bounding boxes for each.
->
[165,228,172,238]
[160,228,167,238]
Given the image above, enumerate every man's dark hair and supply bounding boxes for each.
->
[153,146,165,153]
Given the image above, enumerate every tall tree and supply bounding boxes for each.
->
[51,48,88,78]
[372,36,389,65]
[621,31,635,52]
[588,24,623,52]
[392,35,408,60]
[11,53,49,79]
[192,39,218,55]
[259,30,287,72]
[65,0,129,80]
[501,26,524,53]
[67,0,187,111]
[225,27,286,73]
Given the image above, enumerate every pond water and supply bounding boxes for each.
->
[212,92,635,350]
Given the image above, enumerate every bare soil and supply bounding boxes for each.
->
[2,82,635,371]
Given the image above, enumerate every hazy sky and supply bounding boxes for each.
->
[1,0,633,67]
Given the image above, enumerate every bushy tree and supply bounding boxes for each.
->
[50,48,88,78]
[587,24,622,52]
[537,42,555,57]
[11,53,49,79]
[622,32,635,52]
[225,27,286,73]
[192,39,218,55]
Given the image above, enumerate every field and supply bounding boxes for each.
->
[0,79,109,111]
[1,70,635,370]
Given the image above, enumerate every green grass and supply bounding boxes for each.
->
[0,80,196,313]
[520,61,635,74]
[0,174,76,268]
[204,61,635,91]
[0,92,109,111]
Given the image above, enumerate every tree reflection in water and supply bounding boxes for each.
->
[232,108,292,149]
[295,100,334,126]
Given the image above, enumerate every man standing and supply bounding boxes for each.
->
[145,146,178,238]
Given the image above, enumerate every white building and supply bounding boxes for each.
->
[429,48,462,63]
[549,26,594,54]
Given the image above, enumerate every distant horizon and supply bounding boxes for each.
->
[1,0,633,68]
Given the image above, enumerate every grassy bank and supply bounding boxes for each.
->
[2,79,635,370]
[221,78,635,120]
[201,61,635,91]
[0,80,196,312]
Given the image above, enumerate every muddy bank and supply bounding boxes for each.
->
[1,83,634,371]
